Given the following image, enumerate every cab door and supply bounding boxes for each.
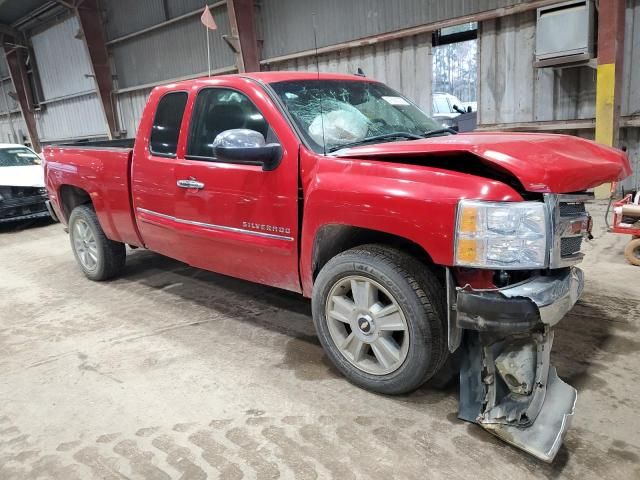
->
[172,81,301,292]
[131,90,189,260]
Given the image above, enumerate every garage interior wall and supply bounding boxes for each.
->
[260,0,525,59]
[0,55,27,143]
[1,0,638,190]
[264,33,433,113]
[479,0,640,191]
[103,0,236,137]
[30,14,108,143]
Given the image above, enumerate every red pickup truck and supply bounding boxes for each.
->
[44,72,630,462]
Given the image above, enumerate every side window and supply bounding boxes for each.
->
[187,88,271,159]
[149,92,188,157]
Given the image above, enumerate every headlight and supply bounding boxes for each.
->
[455,200,547,268]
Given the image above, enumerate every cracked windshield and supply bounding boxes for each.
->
[270,80,443,153]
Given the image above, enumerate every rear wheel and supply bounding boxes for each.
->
[69,205,126,280]
[312,244,447,395]
[624,238,640,266]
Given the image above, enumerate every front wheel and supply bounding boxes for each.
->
[69,205,126,281]
[311,244,447,395]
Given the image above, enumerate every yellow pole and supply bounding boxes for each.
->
[594,0,626,199]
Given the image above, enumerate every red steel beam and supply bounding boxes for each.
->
[75,0,118,138]
[4,45,41,151]
[226,0,260,72]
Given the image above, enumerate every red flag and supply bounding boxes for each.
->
[201,6,217,30]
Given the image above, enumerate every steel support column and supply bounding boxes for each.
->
[226,0,260,72]
[4,45,41,151]
[75,0,118,138]
[594,0,626,199]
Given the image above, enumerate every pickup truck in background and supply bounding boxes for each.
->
[43,72,630,462]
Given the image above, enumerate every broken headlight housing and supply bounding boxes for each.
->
[454,200,547,269]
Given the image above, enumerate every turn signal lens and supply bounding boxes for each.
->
[457,239,479,263]
[459,206,479,233]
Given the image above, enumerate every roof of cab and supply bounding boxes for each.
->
[154,71,376,93]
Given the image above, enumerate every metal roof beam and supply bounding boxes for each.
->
[4,45,41,150]
[74,0,118,138]
[226,0,260,72]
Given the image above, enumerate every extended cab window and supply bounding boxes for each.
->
[149,92,188,157]
[187,88,271,159]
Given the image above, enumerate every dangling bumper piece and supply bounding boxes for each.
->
[452,267,583,462]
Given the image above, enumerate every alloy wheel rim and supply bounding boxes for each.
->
[73,219,98,271]
[325,275,410,375]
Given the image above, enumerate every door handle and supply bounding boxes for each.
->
[177,179,205,189]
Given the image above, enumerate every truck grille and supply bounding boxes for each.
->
[560,236,583,257]
[559,201,586,217]
[546,193,593,268]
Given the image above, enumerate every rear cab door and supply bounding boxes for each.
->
[131,87,190,260]
[173,77,301,292]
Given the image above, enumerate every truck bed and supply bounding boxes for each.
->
[44,141,143,247]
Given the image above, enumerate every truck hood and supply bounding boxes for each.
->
[333,132,631,193]
[0,165,45,188]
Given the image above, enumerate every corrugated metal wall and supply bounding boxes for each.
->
[116,88,153,138]
[31,14,107,142]
[478,2,640,189]
[622,0,640,118]
[265,33,433,112]
[104,0,235,89]
[0,113,27,144]
[479,10,596,124]
[0,54,21,143]
[259,0,522,58]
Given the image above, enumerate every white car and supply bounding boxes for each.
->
[0,143,52,223]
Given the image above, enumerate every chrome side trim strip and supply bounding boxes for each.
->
[136,207,294,242]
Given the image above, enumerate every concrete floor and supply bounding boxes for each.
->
[1,202,639,479]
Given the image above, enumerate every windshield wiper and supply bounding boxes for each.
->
[327,132,424,153]
[423,127,457,137]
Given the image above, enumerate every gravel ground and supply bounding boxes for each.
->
[0,201,639,479]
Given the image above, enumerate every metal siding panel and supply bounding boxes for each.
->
[35,94,107,142]
[260,0,523,59]
[0,79,19,115]
[264,33,432,111]
[166,0,209,18]
[479,10,596,125]
[622,0,640,116]
[0,113,26,143]
[116,88,153,138]
[110,9,235,89]
[103,0,167,40]
[31,15,96,100]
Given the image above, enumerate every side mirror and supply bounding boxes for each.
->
[212,128,282,171]
[467,106,472,113]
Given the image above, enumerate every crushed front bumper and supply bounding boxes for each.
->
[452,267,582,462]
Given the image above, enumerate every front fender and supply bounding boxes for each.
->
[298,150,523,296]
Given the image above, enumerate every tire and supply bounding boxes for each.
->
[68,204,126,280]
[624,238,640,266]
[311,244,447,395]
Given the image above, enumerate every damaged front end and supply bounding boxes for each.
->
[449,194,591,461]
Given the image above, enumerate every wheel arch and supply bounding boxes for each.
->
[58,184,93,223]
[310,224,442,288]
